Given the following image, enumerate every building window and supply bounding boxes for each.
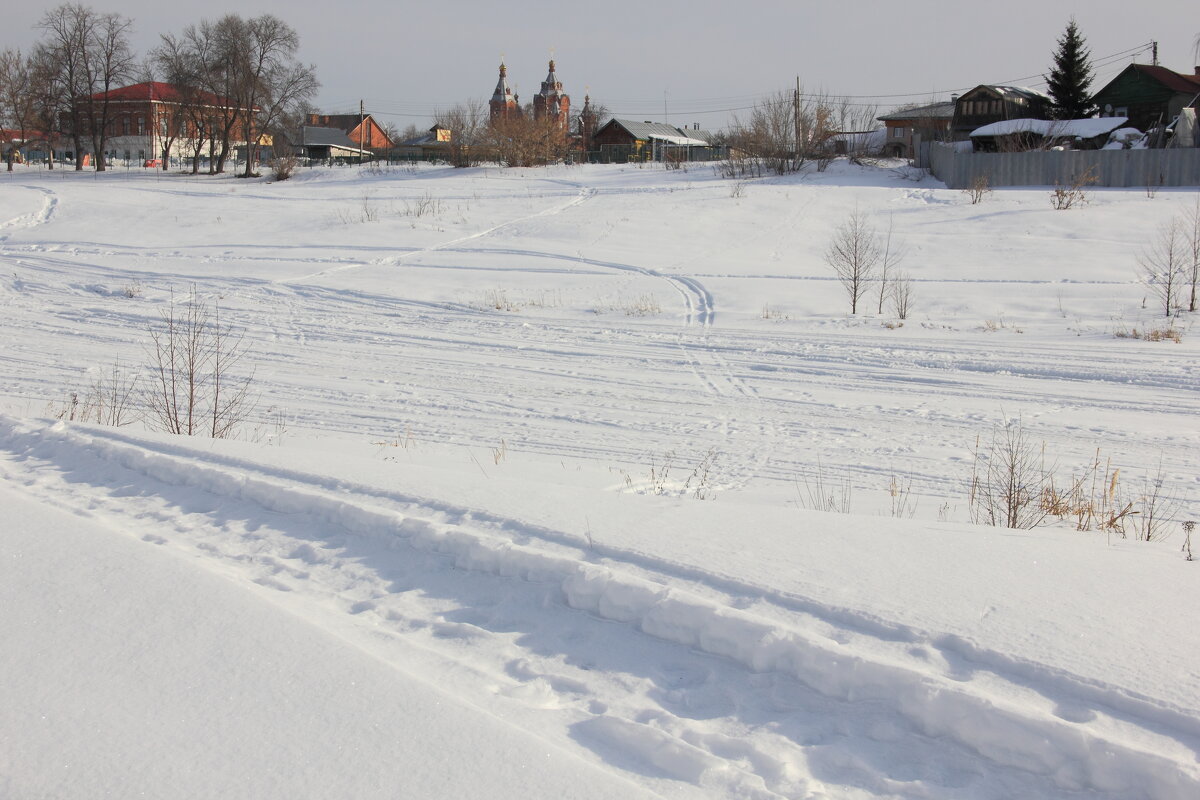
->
[160,117,168,137]
[892,126,906,139]
[122,116,130,135]
[136,116,144,135]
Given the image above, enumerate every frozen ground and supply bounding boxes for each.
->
[0,160,1197,799]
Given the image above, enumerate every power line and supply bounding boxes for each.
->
[322,41,1158,122]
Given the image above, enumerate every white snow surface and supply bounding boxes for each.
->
[970,117,1129,139]
[0,161,1198,799]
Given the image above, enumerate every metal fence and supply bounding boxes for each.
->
[926,142,1200,189]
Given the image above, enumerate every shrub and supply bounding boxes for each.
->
[964,174,992,204]
[270,152,298,181]
[968,416,1053,529]
[144,288,255,438]
[1050,165,1098,210]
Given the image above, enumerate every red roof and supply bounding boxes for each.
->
[88,81,239,108]
[1,129,47,142]
[1127,64,1200,95]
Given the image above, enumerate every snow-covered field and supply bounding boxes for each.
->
[0,160,1197,799]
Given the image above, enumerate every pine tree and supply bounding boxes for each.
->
[1045,19,1096,120]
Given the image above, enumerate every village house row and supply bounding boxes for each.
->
[1,58,726,168]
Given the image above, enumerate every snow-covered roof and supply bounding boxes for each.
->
[970,117,1129,139]
[989,85,1053,104]
[647,133,708,146]
[878,101,956,122]
[829,129,888,151]
[300,127,372,154]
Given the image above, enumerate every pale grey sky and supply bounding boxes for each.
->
[5,0,1198,130]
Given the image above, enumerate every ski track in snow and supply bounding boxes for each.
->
[2,236,1196,508]
[0,185,58,242]
[269,183,715,326]
[1,415,1198,799]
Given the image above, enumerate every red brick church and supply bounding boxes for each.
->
[489,60,571,134]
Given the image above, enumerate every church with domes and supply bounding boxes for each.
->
[489,60,572,135]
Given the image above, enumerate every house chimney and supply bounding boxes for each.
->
[1195,66,1200,76]
[951,94,960,104]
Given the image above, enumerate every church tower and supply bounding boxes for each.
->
[532,59,570,132]
[489,62,518,122]
[579,93,597,151]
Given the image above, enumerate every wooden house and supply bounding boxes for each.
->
[396,125,453,160]
[951,86,1052,140]
[1092,64,1200,134]
[876,101,955,158]
[591,119,722,162]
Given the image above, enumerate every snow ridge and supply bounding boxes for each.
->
[2,415,1196,799]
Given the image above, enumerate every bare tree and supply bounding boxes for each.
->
[145,289,255,438]
[157,16,244,174]
[483,106,570,167]
[207,303,254,437]
[728,90,802,175]
[875,215,905,314]
[1183,195,1200,312]
[1139,218,1186,317]
[0,49,39,170]
[438,99,486,167]
[89,359,140,426]
[1130,461,1176,542]
[397,122,422,143]
[726,85,846,176]
[36,4,134,172]
[573,98,609,154]
[152,32,215,172]
[891,271,915,320]
[968,416,1054,529]
[34,5,89,170]
[830,95,880,160]
[824,208,881,314]
[27,47,67,169]
[154,16,314,177]
[233,15,318,177]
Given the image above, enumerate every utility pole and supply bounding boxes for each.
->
[1152,41,1159,66]
[794,75,801,169]
[359,99,366,164]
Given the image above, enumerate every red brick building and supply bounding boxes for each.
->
[532,60,570,133]
[489,63,519,122]
[66,81,254,166]
[487,60,572,134]
[305,113,393,152]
